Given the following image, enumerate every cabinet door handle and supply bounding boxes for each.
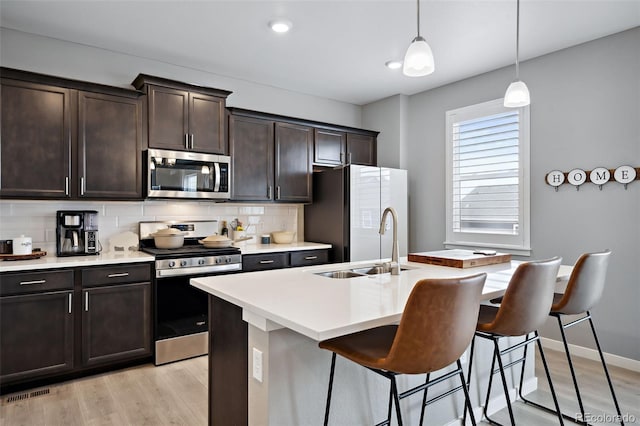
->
[259,260,275,264]
[304,256,318,260]
[19,279,46,285]
[267,186,272,199]
[107,272,129,278]
[348,152,352,164]
[340,152,344,164]
[190,134,195,150]
[85,292,89,312]
[80,177,85,196]
[68,293,73,314]
[276,186,281,200]
[65,177,69,195]
[185,134,189,149]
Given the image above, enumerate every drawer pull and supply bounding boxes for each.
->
[19,280,46,285]
[304,256,318,260]
[107,272,130,278]
[259,260,275,264]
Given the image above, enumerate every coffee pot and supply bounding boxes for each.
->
[56,210,99,256]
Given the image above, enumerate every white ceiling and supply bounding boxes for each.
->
[1,1,638,105]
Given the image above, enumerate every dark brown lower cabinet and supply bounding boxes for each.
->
[0,263,153,391]
[0,290,74,383]
[82,282,151,366]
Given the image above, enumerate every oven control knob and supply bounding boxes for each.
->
[216,257,223,264]
[168,261,176,268]
[198,259,205,265]
[180,260,188,267]
[225,257,232,264]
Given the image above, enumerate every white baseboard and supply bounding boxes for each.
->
[540,337,640,373]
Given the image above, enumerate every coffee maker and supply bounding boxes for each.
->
[56,210,99,256]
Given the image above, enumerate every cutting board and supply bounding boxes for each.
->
[408,249,511,268]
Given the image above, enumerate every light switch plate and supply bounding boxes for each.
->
[252,347,263,383]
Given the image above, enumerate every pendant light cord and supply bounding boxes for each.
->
[515,0,520,79]
[416,0,421,38]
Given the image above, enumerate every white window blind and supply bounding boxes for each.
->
[452,110,520,235]
[445,98,530,254]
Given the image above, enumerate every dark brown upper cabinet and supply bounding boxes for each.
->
[314,128,346,166]
[78,91,143,199]
[1,68,144,200]
[132,74,231,154]
[275,122,313,202]
[1,79,72,198]
[229,110,313,203]
[313,129,377,167]
[229,115,274,201]
[346,132,376,166]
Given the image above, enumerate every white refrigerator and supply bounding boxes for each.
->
[304,165,408,263]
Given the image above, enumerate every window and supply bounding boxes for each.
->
[445,99,530,255]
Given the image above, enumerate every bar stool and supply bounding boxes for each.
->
[465,257,565,426]
[319,273,487,426]
[518,250,624,425]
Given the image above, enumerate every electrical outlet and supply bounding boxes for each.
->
[252,347,263,382]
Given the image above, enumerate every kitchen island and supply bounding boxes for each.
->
[191,258,572,426]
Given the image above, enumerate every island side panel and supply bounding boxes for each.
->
[209,295,248,426]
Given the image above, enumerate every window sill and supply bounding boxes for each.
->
[443,241,532,257]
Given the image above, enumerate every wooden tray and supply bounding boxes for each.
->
[408,249,511,268]
[1,251,47,261]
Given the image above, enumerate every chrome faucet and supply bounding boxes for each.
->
[379,207,400,275]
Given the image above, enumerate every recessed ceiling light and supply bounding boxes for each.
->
[269,19,293,33]
[385,60,403,70]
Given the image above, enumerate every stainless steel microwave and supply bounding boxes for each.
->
[147,149,231,200]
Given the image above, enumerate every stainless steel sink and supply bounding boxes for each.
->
[316,264,413,278]
[315,270,365,279]
[352,265,390,275]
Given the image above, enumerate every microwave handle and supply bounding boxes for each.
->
[213,163,220,192]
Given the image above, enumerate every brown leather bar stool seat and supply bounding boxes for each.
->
[518,250,624,426]
[319,273,487,426]
[465,257,565,426]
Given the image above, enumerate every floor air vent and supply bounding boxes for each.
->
[6,388,50,403]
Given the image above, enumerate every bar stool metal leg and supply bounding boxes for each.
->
[587,313,625,425]
[419,373,431,426]
[324,353,337,426]
[535,332,565,426]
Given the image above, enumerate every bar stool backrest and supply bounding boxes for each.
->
[383,273,486,374]
[552,250,611,315]
[479,257,562,337]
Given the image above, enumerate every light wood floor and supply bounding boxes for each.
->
[1,349,638,425]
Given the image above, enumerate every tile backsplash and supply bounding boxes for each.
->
[0,200,302,253]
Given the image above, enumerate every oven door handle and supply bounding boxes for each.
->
[156,263,242,278]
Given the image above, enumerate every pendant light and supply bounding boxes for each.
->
[403,0,434,77]
[504,0,530,107]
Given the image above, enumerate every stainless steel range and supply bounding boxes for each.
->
[139,220,242,365]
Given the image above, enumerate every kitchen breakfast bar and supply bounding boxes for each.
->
[191,258,572,426]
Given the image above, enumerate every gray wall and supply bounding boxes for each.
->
[366,27,640,361]
[0,28,362,128]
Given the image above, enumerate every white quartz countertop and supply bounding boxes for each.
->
[0,250,155,272]
[191,258,573,342]
[239,242,331,255]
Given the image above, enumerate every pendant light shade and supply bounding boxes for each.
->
[504,0,530,107]
[403,0,434,77]
[504,80,530,107]
[403,36,434,77]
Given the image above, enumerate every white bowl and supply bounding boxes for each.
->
[271,231,295,244]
